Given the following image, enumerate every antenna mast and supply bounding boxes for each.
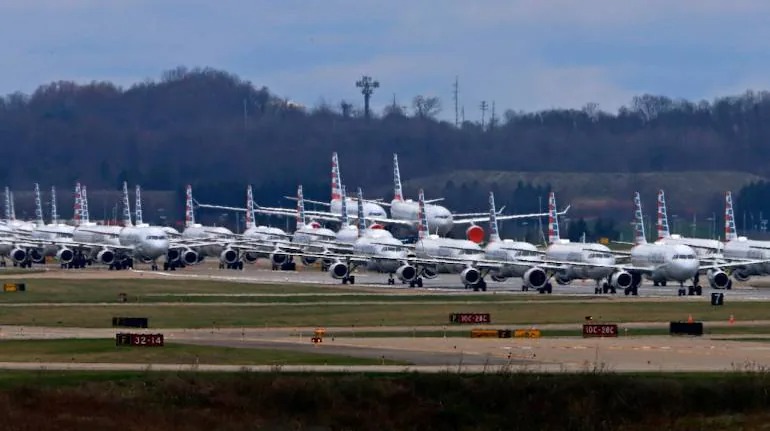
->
[453,76,459,127]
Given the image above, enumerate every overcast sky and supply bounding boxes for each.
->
[1,1,769,121]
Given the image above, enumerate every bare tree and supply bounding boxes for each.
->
[412,95,441,119]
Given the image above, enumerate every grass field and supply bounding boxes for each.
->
[0,339,401,365]
[0,300,766,327]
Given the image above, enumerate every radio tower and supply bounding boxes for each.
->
[453,76,459,127]
[480,101,488,129]
[355,75,379,119]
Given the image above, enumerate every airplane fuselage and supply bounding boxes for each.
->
[723,237,770,276]
[414,235,484,273]
[182,225,234,257]
[330,199,387,221]
[544,242,616,281]
[484,240,541,279]
[630,243,699,283]
[390,199,453,236]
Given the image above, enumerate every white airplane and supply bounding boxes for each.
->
[380,153,566,242]
[27,184,76,266]
[3,187,35,233]
[718,191,770,283]
[654,189,722,257]
[179,184,240,269]
[318,187,418,286]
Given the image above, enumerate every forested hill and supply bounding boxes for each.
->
[3,66,770,218]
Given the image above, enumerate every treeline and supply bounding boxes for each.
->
[3,66,770,220]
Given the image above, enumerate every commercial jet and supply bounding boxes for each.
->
[3,187,35,233]
[654,190,722,258]
[717,191,770,284]
[27,184,76,266]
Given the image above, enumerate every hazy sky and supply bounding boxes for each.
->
[2,1,769,121]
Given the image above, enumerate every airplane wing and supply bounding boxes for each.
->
[452,206,570,225]
[699,258,770,271]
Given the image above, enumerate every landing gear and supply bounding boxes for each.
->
[624,273,641,296]
[521,285,529,292]
[151,261,159,271]
[595,280,616,295]
[408,277,424,288]
[537,282,553,294]
[341,275,355,285]
[387,274,395,285]
[471,279,487,292]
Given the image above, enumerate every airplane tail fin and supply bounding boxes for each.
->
[417,188,429,240]
[3,187,9,222]
[488,192,500,243]
[81,185,90,224]
[297,185,307,226]
[121,181,132,227]
[339,185,349,226]
[356,187,366,236]
[547,192,560,244]
[393,153,404,201]
[633,192,647,245]
[656,190,670,240]
[33,183,44,226]
[135,185,144,225]
[331,152,343,201]
[725,191,738,241]
[73,183,82,226]
[50,186,59,225]
[245,185,255,229]
[185,185,195,228]
[9,191,15,221]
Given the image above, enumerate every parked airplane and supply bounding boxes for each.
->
[654,189,722,257]
[3,187,35,233]
[180,185,241,269]
[719,191,770,283]
[27,184,76,266]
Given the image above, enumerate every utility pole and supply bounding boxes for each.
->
[243,98,248,129]
[355,75,379,119]
[490,101,496,128]
[452,76,459,127]
[479,101,488,129]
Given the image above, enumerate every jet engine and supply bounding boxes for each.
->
[369,223,384,230]
[421,266,438,279]
[243,252,259,264]
[301,256,318,266]
[30,249,45,264]
[271,252,288,266]
[555,274,572,285]
[460,267,481,285]
[10,247,26,264]
[181,248,199,265]
[466,225,485,244]
[732,268,751,282]
[395,264,417,282]
[523,267,547,289]
[96,249,115,265]
[707,269,730,289]
[56,247,74,264]
[166,248,180,263]
[329,261,349,279]
[610,271,633,290]
[219,248,239,265]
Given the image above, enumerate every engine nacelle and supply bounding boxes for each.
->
[732,268,750,282]
[708,269,730,289]
[10,247,26,264]
[610,271,633,289]
[30,248,45,264]
[460,267,481,285]
[96,249,115,265]
[56,247,74,264]
[369,223,384,230]
[329,261,349,279]
[490,274,507,283]
[421,266,438,279]
[167,248,180,262]
[271,253,288,266]
[220,248,239,265]
[555,274,572,285]
[523,267,547,289]
[301,256,318,266]
[181,249,199,265]
[395,264,417,282]
[466,225,485,244]
[243,252,259,264]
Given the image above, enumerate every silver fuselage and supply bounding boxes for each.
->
[414,235,484,273]
[544,241,616,281]
[390,200,454,236]
[630,243,700,283]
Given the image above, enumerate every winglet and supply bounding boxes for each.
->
[245,185,255,229]
[417,188,428,240]
[393,153,404,201]
[633,192,647,245]
[33,183,44,226]
[488,191,500,243]
[725,191,738,241]
[185,185,195,228]
[656,189,670,240]
[547,192,560,244]
[331,152,343,201]
[356,187,367,237]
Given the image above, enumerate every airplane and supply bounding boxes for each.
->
[380,153,567,242]
[315,186,419,286]
[654,189,722,257]
[718,191,770,283]
[179,184,242,269]
[3,187,35,233]
[26,184,76,267]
